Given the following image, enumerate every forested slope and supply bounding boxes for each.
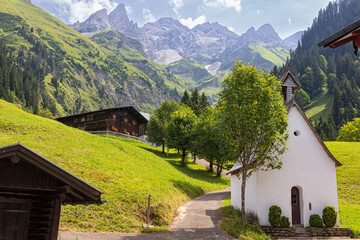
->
[275,0,360,140]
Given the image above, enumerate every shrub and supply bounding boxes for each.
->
[309,214,323,227]
[322,206,337,227]
[268,205,282,227]
[280,216,290,228]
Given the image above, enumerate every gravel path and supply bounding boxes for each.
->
[58,188,233,240]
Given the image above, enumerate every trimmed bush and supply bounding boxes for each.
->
[268,205,282,227]
[323,206,337,227]
[280,216,290,228]
[309,214,323,227]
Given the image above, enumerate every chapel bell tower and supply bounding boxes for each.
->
[280,69,302,102]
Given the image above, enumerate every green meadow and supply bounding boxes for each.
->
[326,142,360,237]
[0,100,229,232]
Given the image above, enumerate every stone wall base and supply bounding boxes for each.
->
[308,227,352,237]
[261,226,352,239]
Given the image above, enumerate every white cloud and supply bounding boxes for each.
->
[33,0,118,23]
[142,8,156,23]
[288,17,292,24]
[256,10,261,15]
[169,0,184,14]
[203,0,241,12]
[228,26,235,32]
[125,6,133,14]
[180,15,206,29]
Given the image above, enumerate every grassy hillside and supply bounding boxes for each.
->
[305,88,333,122]
[0,0,181,115]
[166,57,222,104]
[0,100,230,232]
[326,142,360,236]
[90,30,184,98]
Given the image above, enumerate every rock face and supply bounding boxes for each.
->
[70,9,111,34]
[71,4,138,38]
[71,3,303,72]
[108,4,139,38]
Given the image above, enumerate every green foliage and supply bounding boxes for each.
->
[181,88,209,116]
[220,195,271,240]
[0,100,229,232]
[192,108,235,177]
[280,216,290,228]
[147,100,179,152]
[294,89,311,108]
[322,206,337,227]
[309,214,323,228]
[268,205,282,227]
[166,104,197,166]
[337,118,360,142]
[219,61,288,225]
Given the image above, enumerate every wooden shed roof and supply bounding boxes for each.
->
[0,143,104,205]
[317,19,360,48]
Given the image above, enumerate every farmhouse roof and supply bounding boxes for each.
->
[57,106,148,123]
[0,143,104,205]
[227,99,342,175]
[318,19,360,48]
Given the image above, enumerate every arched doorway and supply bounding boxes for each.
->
[291,186,301,225]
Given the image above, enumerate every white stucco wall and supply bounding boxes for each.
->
[231,105,339,227]
[231,171,258,214]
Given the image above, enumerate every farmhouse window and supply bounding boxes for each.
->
[86,115,94,121]
[81,117,85,123]
[113,114,116,119]
[124,118,128,123]
[132,120,137,125]
[74,118,78,123]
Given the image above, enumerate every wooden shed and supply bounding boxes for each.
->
[57,106,148,137]
[0,143,103,240]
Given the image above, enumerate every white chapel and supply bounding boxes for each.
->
[228,69,341,227]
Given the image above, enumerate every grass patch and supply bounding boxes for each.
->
[326,141,360,237]
[306,89,333,122]
[220,195,270,240]
[0,100,230,232]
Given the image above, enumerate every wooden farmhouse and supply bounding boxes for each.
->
[0,143,103,240]
[228,70,342,227]
[57,106,148,137]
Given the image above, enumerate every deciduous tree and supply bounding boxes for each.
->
[166,104,197,166]
[219,61,288,226]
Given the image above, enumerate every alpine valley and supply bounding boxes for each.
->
[0,0,301,117]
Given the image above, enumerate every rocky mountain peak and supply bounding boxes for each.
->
[109,4,139,38]
[256,23,282,43]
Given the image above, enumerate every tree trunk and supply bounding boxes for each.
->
[193,155,196,163]
[162,142,165,153]
[181,148,187,166]
[216,163,223,177]
[241,166,247,227]
[208,160,213,172]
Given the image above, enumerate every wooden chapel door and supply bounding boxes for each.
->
[291,187,301,225]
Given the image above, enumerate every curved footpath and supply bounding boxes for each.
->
[59,188,234,240]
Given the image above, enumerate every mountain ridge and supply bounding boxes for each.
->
[70,3,302,72]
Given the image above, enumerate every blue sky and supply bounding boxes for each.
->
[32,0,332,38]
